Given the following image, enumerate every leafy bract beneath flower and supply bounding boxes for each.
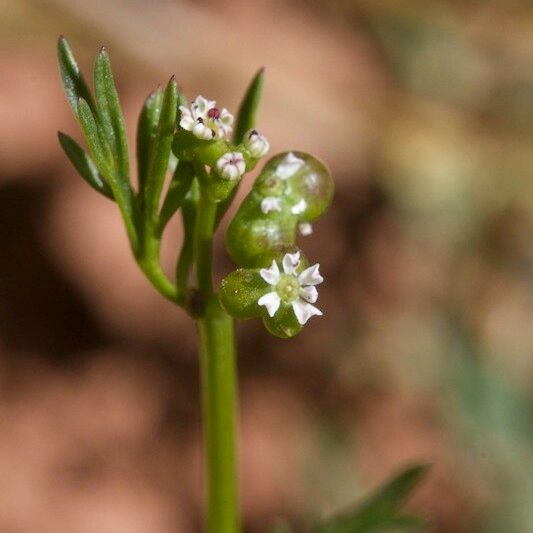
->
[179,95,233,140]
[258,252,323,325]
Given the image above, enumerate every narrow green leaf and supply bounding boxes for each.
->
[315,464,430,533]
[94,47,130,181]
[57,131,114,200]
[78,97,138,250]
[157,160,195,234]
[76,97,113,178]
[57,36,96,115]
[233,67,265,144]
[136,87,164,194]
[143,76,178,222]
[366,464,430,510]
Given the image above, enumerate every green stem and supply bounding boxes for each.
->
[198,299,239,533]
[195,185,240,533]
[138,231,181,304]
[194,187,218,294]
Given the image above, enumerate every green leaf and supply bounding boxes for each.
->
[157,160,195,234]
[315,464,430,533]
[57,131,114,200]
[365,464,429,510]
[57,35,96,115]
[233,67,265,144]
[78,97,138,250]
[142,76,178,222]
[137,87,164,194]
[94,47,130,180]
[76,97,114,178]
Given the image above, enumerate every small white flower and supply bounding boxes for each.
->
[257,251,323,325]
[179,95,233,140]
[244,129,270,158]
[216,152,246,180]
[260,196,282,214]
[276,152,305,179]
[291,198,307,215]
[298,222,313,236]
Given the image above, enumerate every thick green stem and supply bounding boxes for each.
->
[198,298,239,533]
[195,184,240,533]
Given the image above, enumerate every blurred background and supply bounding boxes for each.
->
[1,0,532,531]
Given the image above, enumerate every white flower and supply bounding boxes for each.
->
[216,152,246,180]
[179,95,233,140]
[244,129,269,158]
[291,198,307,215]
[257,251,323,325]
[276,152,305,179]
[261,196,282,214]
[298,222,313,236]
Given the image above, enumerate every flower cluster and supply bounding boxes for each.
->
[258,252,323,325]
[179,96,233,141]
[179,96,269,181]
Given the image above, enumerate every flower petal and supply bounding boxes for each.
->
[258,291,281,317]
[192,122,212,140]
[259,260,280,285]
[235,158,246,175]
[291,299,322,325]
[180,115,195,131]
[179,106,195,130]
[299,285,318,303]
[298,264,323,286]
[193,96,214,114]
[282,252,300,275]
[219,108,234,126]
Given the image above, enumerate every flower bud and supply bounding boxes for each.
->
[216,152,246,180]
[244,129,269,158]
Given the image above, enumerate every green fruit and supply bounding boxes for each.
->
[219,269,267,319]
